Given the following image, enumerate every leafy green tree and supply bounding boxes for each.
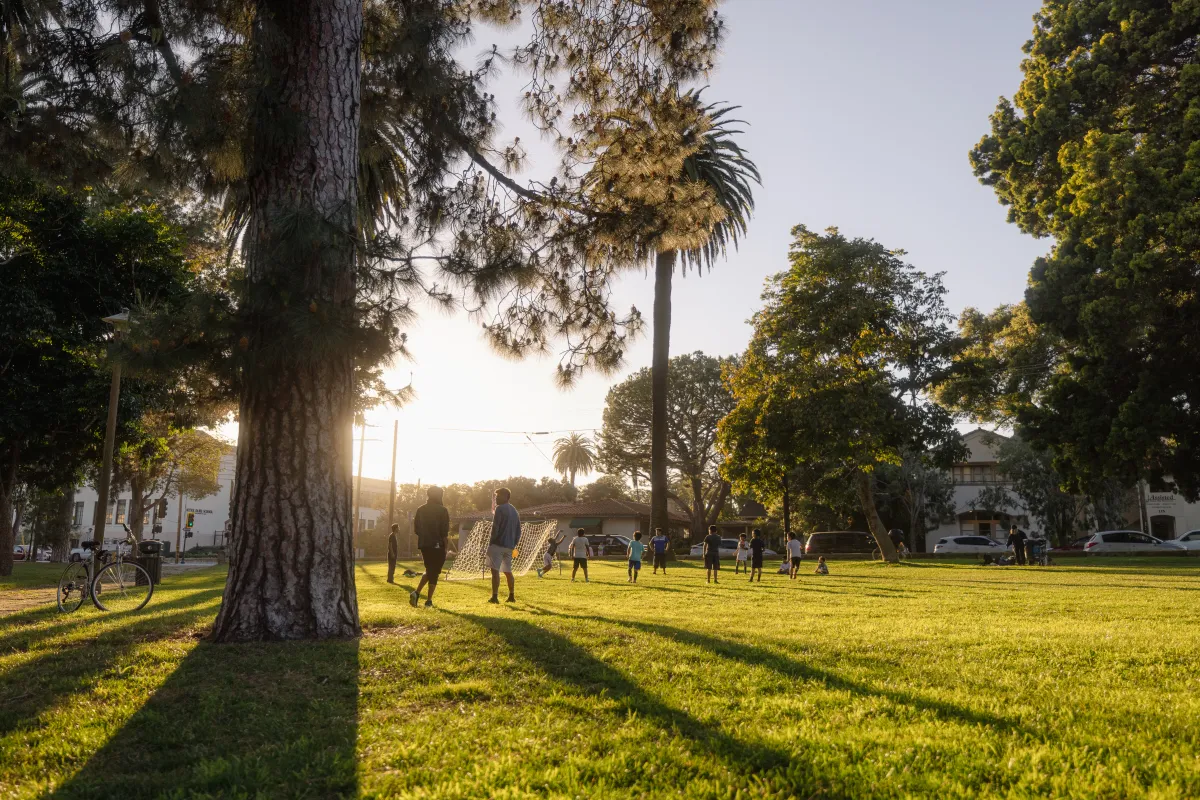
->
[934,303,1064,426]
[599,352,735,540]
[719,226,959,563]
[552,433,596,487]
[875,451,957,552]
[578,474,632,503]
[0,178,199,576]
[113,424,226,540]
[972,1,1200,498]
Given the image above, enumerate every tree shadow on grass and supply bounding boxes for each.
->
[47,638,359,799]
[0,588,226,740]
[612,619,1034,738]
[454,612,801,784]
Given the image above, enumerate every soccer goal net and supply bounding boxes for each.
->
[442,519,558,581]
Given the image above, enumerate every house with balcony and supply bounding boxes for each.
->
[926,428,1034,552]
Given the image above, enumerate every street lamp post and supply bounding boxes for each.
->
[89,311,129,546]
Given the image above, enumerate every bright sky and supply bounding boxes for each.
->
[223,0,1051,486]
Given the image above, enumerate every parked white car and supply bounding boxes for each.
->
[933,535,1010,555]
[1084,530,1185,554]
[1174,530,1200,551]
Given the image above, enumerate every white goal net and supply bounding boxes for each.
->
[442,519,558,581]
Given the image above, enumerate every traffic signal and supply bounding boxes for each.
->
[186,511,195,529]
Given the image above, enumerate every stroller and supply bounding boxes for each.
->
[1027,538,1054,567]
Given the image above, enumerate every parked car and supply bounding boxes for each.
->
[688,538,778,559]
[13,545,27,562]
[1174,530,1200,551]
[1084,530,1185,554]
[933,535,1010,555]
[587,535,632,557]
[804,531,876,555]
[1051,535,1093,552]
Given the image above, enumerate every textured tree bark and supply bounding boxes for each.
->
[0,445,18,577]
[855,469,898,562]
[211,0,362,642]
[650,249,675,538]
[129,474,146,541]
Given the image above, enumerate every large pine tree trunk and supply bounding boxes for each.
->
[211,0,362,642]
[0,445,18,577]
[650,249,675,538]
[855,469,898,562]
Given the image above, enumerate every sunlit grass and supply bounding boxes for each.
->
[2,557,1199,798]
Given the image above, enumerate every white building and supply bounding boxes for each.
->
[927,428,1200,550]
[927,428,1034,552]
[71,452,237,554]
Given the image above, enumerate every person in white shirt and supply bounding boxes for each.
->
[733,533,750,574]
[785,532,805,579]
[568,529,591,582]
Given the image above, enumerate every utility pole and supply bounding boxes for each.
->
[175,491,184,564]
[353,424,365,555]
[387,419,398,540]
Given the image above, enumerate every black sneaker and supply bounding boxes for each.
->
[487,597,499,604]
[409,591,418,608]
[424,600,433,608]
[505,595,516,603]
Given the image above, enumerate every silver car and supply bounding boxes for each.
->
[1084,530,1185,554]
[1171,530,1200,551]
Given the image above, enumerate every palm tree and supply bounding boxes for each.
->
[553,433,597,487]
[649,99,759,537]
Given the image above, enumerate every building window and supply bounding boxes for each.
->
[72,502,85,527]
[366,518,376,530]
[106,503,115,524]
[115,499,127,524]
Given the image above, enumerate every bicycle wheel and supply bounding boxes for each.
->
[872,547,883,561]
[57,561,90,612]
[92,561,153,612]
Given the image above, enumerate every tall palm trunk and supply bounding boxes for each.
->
[211,0,362,642]
[650,249,676,537]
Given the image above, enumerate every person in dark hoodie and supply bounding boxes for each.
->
[1006,525,1027,566]
[410,486,452,608]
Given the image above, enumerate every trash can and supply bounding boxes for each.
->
[137,540,163,585]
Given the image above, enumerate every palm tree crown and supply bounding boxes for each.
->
[553,433,597,487]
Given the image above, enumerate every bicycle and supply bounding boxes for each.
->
[57,524,154,613]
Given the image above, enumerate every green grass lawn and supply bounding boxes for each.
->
[0,562,67,589]
[2,557,1199,799]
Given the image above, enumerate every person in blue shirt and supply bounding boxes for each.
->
[627,531,646,583]
[650,528,671,574]
[487,487,521,604]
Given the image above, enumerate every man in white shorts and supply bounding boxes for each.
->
[488,487,522,603]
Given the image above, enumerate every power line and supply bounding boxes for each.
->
[427,426,600,435]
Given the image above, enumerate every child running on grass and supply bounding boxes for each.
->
[734,533,750,574]
[569,528,591,582]
[536,531,565,578]
[627,531,645,583]
[703,525,723,584]
[748,528,766,582]
[786,532,804,579]
[814,556,829,575]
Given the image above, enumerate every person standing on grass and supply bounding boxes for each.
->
[387,523,399,584]
[627,531,646,583]
[734,533,750,574]
[487,487,521,604]
[1007,525,1027,566]
[410,486,452,608]
[569,528,591,582]
[650,528,671,574]
[703,525,723,584]
[748,528,766,582]
[786,532,804,579]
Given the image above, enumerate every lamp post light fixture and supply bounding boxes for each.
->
[89,310,130,546]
